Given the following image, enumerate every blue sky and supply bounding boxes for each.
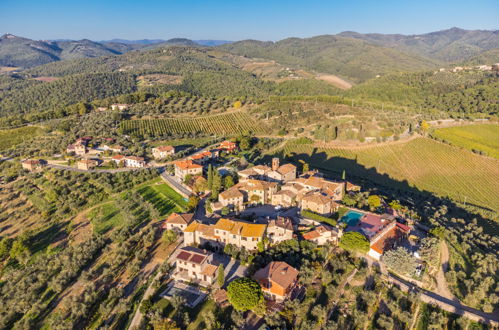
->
[0,0,497,41]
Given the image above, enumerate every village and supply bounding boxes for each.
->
[18,135,430,319]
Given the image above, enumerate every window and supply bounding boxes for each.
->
[242,237,247,241]
[232,235,236,238]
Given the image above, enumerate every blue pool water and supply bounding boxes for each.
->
[340,210,364,227]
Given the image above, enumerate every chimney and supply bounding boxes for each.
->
[272,158,280,171]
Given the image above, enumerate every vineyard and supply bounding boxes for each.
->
[432,124,499,159]
[129,95,238,116]
[120,112,270,136]
[280,137,499,213]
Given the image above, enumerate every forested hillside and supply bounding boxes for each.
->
[339,27,499,63]
[220,35,437,83]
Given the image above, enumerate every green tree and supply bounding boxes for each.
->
[367,195,382,209]
[187,195,200,212]
[389,200,402,210]
[217,264,225,287]
[227,277,263,311]
[224,175,235,189]
[302,162,310,173]
[207,164,213,190]
[140,297,153,314]
[339,232,370,254]
[0,237,12,260]
[239,136,251,150]
[162,230,177,245]
[9,238,30,261]
[211,171,222,200]
[383,247,417,276]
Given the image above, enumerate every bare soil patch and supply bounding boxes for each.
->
[316,74,352,89]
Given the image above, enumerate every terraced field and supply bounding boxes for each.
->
[120,112,269,136]
[0,126,46,151]
[432,124,499,159]
[281,137,499,213]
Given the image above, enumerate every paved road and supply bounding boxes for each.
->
[387,273,499,326]
[160,172,192,198]
[47,163,160,173]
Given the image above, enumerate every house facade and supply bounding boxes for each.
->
[162,212,194,232]
[302,224,340,245]
[184,218,266,251]
[172,247,220,287]
[152,146,175,159]
[266,217,294,244]
[21,159,46,171]
[253,261,299,302]
[174,160,203,180]
[77,159,99,170]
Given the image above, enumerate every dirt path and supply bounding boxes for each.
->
[434,240,456,301]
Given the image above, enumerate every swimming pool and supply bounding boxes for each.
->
[340,210,365,227]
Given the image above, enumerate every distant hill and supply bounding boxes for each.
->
[220,35,438,83]
[0,35,202,68]
[338,27,499,63]
[0,34,142,68]
[195,40,232,46]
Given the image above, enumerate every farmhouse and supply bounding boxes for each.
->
[190,151,214,164]
[219,140,237,153]
[152,146,175,159]
[67,142,87,156]
[301,191,339,215]
[111,155,146,168]
[110,104,129,111]
[162,212,194,232]
[219,179,278,209]
[266,217,294,244]
[174,160,203,180]
[237,158,297,183]
[21,159,47,171]
[302,224,340,245]
[253,261,299,302]
[184,218,267,251]
[172,247,220,286]
[77,159,99,170]
[102,144,124,153]
[367,221,410,260]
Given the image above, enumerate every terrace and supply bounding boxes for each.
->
[160,281,207,308]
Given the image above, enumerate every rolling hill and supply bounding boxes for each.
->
[338,27,499,63]
[0,34,199,68]
[220,35,438,83]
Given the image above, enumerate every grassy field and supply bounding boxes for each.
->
[138,181,188,216]
[280,137,499,213]
[432,124,499,159]
[120,112,270,136]
[0,126,46,151]
[88,202,124,235]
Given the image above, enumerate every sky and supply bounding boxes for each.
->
[0,0,498,41]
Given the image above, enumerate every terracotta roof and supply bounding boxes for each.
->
[112,155,125,160]
[269,217,293,231]
[174,160,203,170]
[238,168,258,176]
[302,230,321,240]
[125,156,144,161]
[213,289,228,304]
[165,213,194,225]
[370,226,406,254]
[201,264,218,276]
[277,163,296,175]
[274,190,296,199]
[219,188,244,199]
[302,192,331,205]
[22,159,41,165]
[253,261,298,291]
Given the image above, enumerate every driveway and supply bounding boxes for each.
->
[212,253,247,284]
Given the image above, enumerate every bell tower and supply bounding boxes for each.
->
[272,158,280,171]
